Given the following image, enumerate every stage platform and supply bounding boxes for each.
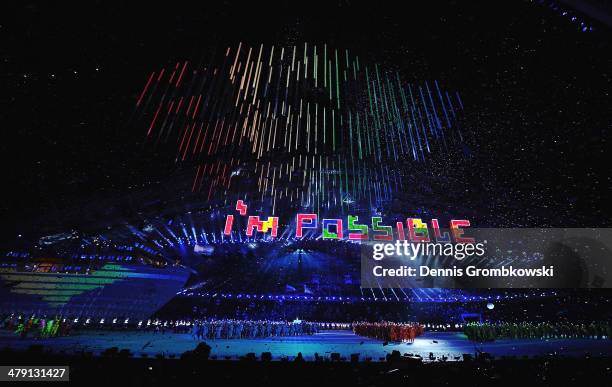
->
[0,330,610,361]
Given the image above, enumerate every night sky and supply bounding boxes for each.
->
[3,0,611,238]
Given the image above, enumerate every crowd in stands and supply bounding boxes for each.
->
[158,290,612,324]
[353,321,424,343]
[464,321,612,341]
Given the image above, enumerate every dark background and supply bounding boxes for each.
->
[2,0,611,236]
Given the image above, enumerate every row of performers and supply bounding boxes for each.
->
[464,321,612,341]
[3,314,72,338]
[353,321,425,343]
[190,319,319,340]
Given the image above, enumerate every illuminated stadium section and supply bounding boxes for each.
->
[0,253,189,320]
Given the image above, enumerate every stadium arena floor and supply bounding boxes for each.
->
[1,330,610,361]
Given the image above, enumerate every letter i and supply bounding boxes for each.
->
[224,215,234,236]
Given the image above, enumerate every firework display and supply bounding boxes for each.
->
[135,43,465,212]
